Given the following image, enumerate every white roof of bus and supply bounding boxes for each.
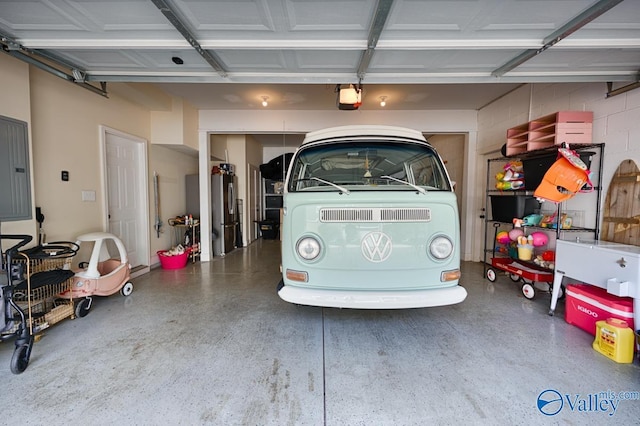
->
[302,125,426,145]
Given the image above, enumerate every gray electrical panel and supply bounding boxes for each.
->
[0,115,32,221]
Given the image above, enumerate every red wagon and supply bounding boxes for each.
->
[486,256,559,300]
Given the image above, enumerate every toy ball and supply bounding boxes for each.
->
[496,231,510,244]
[530,231,549,247]
[542,250,555,261]
[508,228,524,241]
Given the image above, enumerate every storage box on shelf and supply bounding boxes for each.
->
[489,195,540,223]
[506,111,593,156]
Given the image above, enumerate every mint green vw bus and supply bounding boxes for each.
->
[278,125,466,309]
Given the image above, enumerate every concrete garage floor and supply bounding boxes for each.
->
[2,239,639,425]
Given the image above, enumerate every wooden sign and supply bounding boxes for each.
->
[601,159,640,245]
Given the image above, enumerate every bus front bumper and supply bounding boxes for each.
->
[277,284,467,309]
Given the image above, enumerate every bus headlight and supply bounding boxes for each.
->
[296,236,321,261]
[429,236,453,260]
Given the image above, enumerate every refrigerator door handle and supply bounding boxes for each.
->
[228,182,235,215]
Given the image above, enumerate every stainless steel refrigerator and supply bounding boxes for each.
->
[186,174,237,256]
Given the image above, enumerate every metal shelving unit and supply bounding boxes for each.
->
[168,218,200,263]
[263,179,283,222]
[482,143,604,297]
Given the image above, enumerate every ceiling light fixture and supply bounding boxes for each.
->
[261,96,269,107]
[379,96,387,107]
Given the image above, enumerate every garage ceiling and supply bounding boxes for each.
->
[1,0,639,111]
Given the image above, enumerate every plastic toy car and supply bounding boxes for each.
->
[59,232,133,317]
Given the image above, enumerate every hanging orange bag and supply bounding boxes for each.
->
[534,148,592,203]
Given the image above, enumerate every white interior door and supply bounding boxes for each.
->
[102,127,149,275]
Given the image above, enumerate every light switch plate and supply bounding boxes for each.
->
[81,190,96,202]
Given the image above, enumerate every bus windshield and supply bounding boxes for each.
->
[287,140,451,192]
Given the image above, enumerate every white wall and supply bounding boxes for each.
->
[475,82,640,260]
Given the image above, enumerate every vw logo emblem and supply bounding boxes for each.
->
[361,232,392,263]
[537,389,563,416]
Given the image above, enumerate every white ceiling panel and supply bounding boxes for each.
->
[370,49,524,73]
[181,0,273,30]
[384,0,596,39]
[292,50,361,71]
[517,48,640,72]
[284,0,372,31]
[0,0,172,36]
[59,49,152,69]
[0,0,637,109]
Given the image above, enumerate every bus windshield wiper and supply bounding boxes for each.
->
[310,177,350,194]
[380,175,426,194]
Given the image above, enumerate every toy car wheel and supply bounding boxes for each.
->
[521,283,536,300]
[509,273,521,282]
[10,337,33,374]
[75,298,91,318]
[486,268,497,282]
[121,282,133,296]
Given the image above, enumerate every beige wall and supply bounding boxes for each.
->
[429,134,465,213]
[149,145,199,256]
[29,68,150,241]
[0,54,36,239]
[151,96,199,151]
[0,54,31,122]
[1,53,198,265]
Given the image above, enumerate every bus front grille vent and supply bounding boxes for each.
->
[320,208,430,223]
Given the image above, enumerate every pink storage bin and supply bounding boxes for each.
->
[157,248,190,270]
